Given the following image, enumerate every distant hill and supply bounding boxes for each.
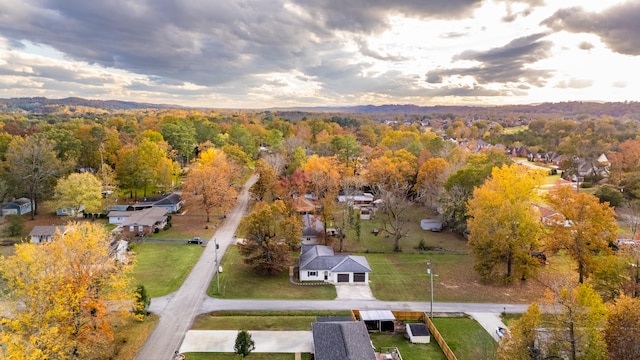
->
[0,97,180,113]
[1,97,639,119]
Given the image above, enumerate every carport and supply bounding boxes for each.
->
[359,310,396,332]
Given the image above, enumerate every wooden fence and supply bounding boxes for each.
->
[351,310,458,360]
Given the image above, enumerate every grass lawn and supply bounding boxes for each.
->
[209,246,336,300]
[367,252,549,303]
[110,314,159,359]
[185,353,310,360]
[131,242,204,297]
[192,310,352,330]
[369,332,446,360]
[432,317,497,360]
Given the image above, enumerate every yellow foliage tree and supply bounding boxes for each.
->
[467,164,545,282]
[545,186,617,283]
[54,172,103,215]
[0,222,134,359]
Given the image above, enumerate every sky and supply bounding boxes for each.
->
[0,0,639,108]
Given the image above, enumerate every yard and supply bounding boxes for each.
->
[208,246,336,300]
[432,317,498,360]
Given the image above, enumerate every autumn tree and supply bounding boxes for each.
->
[545,186,617,283]
[5,135,66,219]
[374,181,413,252]
[303,155,341,240]
[116,137,177,198]
[467,164,545,282]
[0,222,134,359]
[250,158,277,201]
[496,303,542,360]
[414,157,449,210]
[440,150,512,234]
[54,172,103,216]
[541,282,608,360]
[237,200,302,275]
[605,295,640,360]
[181,149,238,222]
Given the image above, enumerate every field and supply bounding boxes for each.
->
[433,317,498,360]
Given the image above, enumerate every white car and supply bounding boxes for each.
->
[496,327,508,339]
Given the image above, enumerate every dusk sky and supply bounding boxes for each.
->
[0,0,638,108]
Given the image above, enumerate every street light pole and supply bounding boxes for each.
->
[214,238,220,293]
[427,260,434,318]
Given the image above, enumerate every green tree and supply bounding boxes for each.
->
[237,200,302,275]
[496,303,542,360]
[234,330,255,357]
[133,284,151,320]
[4,214,24,237]
[545,186,617,283]
[467,164,545,282]
[160,118,197,167]
[54,172,103,216]
[594,185,624,208]
[330,135,361,173]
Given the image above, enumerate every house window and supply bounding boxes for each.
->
[138,225,144,232]
[129,226,134,232]
[308,271,317,277]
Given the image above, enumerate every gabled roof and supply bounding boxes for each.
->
[292,196,316,213]
[312,321,376,360]
[107,210,133,218]
[29,225,66,237]
[122,207,168,227]
[153,193,183,206]
[300,245,371,273]
[302,214,324,236]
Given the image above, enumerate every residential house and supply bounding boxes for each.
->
[2,198,32,216]
[311,320,376,360]
[124,193,184,213]
[108,210,134,225]
[56,205,85,217]
[299,244,371,283]
[119,207,168,237]
[302,214,324,244]
[29,225,68,244]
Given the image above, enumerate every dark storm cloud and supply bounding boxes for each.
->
[426,33,553,86]
[297,0,483,33]
[0,0,485,90]
[542,2,640,55]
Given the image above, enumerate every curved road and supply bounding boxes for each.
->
[137,173,528,359]
[136,174,258,360]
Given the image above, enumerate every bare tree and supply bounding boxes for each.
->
[374,181,414,252]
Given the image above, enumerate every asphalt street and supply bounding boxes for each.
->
[137,173,517,359]
[135,174,258,360]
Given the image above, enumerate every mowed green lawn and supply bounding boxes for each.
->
[192,310,352,330]
[369,332,446,360]
[185,353,309,360]
[432,317,497,360]
[209,246,336,300]
[131,242,204,297]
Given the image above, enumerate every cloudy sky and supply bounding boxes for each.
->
[0,0,638,108]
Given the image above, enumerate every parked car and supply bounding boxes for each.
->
[187,237,202,244]
[496,327,508,339]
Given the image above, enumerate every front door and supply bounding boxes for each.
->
[324,271,328,280]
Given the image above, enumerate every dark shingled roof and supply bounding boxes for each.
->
[407,323,430,336]
[312,321,376,360]
[299,245,371,273]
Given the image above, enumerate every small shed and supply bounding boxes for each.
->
[359,310,396,332]
[406,323,430,343]
[29,225,68,244]
[420,219,443,232]
[2,198,32,216]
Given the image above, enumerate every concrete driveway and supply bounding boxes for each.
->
[335,283,376,300]
[179,330,313,353]
[467,312,508,342]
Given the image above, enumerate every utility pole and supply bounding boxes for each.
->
[427,260,434,318]
[214,238,220,293]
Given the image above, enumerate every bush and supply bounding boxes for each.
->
[5,215,24,237]
[595,186,624,207]
[234,330,255,357]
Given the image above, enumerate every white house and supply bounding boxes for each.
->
[29,225,68,244]
[299,244,371,283]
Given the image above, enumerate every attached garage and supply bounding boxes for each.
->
[337,274,350,282]
[353,273,366,282]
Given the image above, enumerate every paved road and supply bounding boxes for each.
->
[135,174,258,360]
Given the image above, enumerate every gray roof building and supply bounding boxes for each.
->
[300,245,371,273]
[312,321,376,360]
